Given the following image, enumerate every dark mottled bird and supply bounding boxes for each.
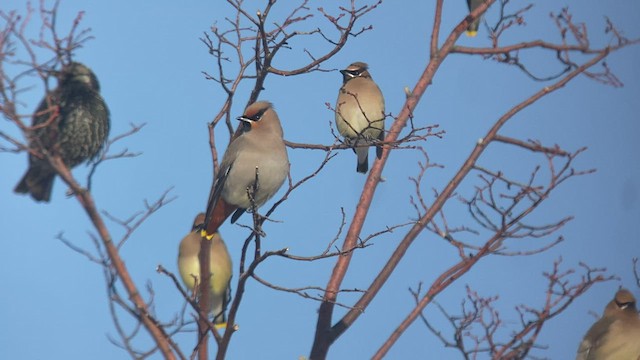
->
[576,288,640,360]
[178,213,232,326]
[14,62,110,202]
[466,0,484,37]
[335,61,385,173]
[204,101,289,236]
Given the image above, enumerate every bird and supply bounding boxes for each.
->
[14,62,110,202]
[204,101,289,236]
[466,0,484,37]
[178,213,233,326]
[576,288,640,360]
[335,61,385,174]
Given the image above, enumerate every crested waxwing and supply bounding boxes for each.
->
[15,62,110,202]
[204,101,289,236]
[576,288,640,360]
[178,213,232,325]
[335,61,385,174]
[466,0,484,37]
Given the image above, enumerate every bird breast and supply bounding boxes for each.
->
[335,77,384,140]
[222,142,289,209]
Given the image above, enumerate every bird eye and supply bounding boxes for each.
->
[616,300,632,309]
[250,109,267,121]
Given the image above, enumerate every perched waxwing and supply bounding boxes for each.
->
[15,62,110,202]
[178,213,232,325]
[576,288,640,360]
[204,101,289,236]
[466,0,484,37]
[335,62,385,174]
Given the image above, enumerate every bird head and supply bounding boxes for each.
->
[191,213,206,231]
[340,61,372,83]
[614,288,637,311]
[56,62,101,91]
[236,101,282,136]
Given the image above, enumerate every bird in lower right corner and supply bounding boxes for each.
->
[576,288,640,360]
[178,213,232,326]
[466,0,484,37]
[335,61,385,174]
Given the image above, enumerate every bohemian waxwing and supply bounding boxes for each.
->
[466,0,484,37]
[204,101,289,235]
[335,61,385,174]
[576,288,640,360]
[178,213,232,325]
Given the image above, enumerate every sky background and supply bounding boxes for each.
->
[1,1,639,359]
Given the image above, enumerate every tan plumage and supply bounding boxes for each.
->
[204,101,289,236]
[576,288,640,360]
[335,62,385,173]
[178,213,232,325]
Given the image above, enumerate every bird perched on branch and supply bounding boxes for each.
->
[204,101,289,236]
[335,61,385,174]
[178,213,232,325]
[576,288,640,360]
[14,62,110,202]
[466,0,484,37]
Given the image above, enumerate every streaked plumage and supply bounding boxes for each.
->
[14,62,110,202]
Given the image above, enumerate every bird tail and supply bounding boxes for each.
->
[356,147,369,174]
[204,198,237,236]
[466,20,480,37]
[212,285,230,327]
[213,311,227,327]
[14,167,55,202]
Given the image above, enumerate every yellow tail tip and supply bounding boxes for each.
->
[214,322,227,330]
[200,229,215,240]
[466,30,478,37]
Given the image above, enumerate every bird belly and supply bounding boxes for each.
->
[335,96,384,140]
[210,263,231,295]
[591,322,640,360]
[222,152,288,209]
[177,255,200,290]
[58,100,109,166]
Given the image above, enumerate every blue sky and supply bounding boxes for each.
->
[1,1,639,359]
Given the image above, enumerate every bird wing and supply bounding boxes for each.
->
[230,207,246,223]
[376,127,384,159]
[224,276,232,308]
[204,162,232,231]
[576,317,616,359]
[575,340,591,360]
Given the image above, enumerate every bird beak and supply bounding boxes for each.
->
[340,69,358,79]
[39,66,61,78]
